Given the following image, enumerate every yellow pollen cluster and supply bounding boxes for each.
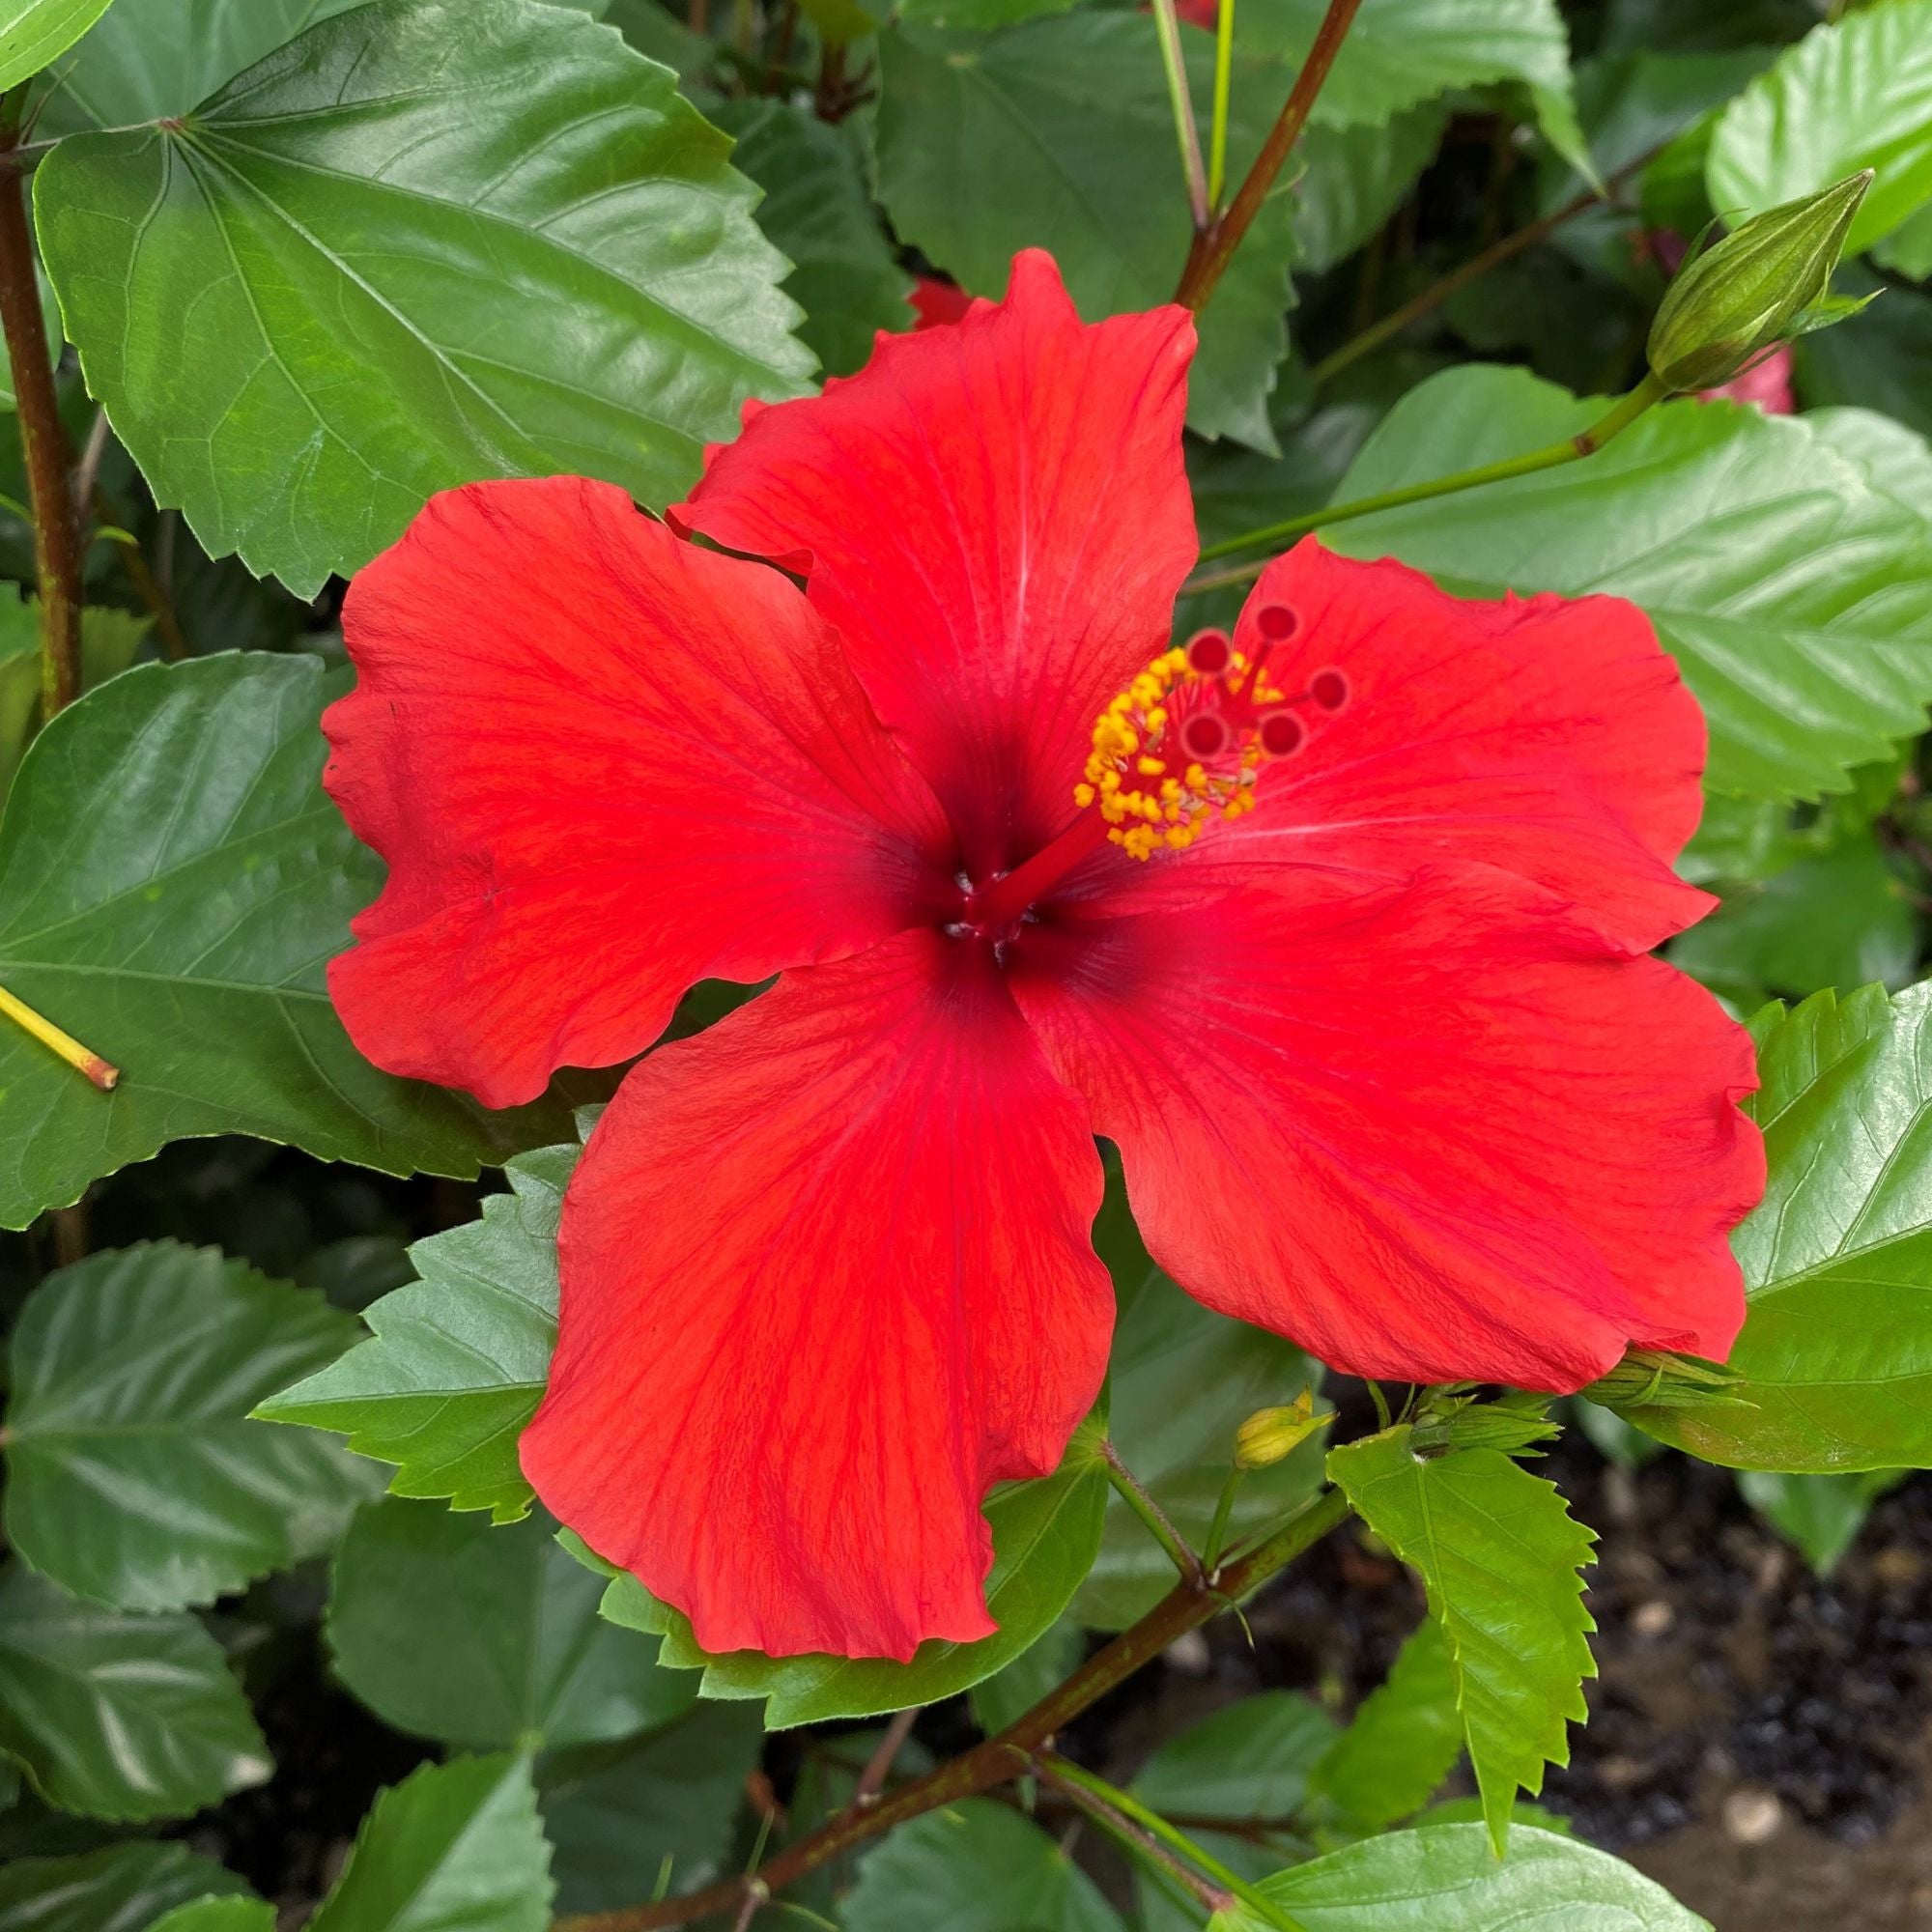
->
[1078,646,1276,861]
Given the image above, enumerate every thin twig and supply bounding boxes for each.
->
[1102,1440,1208,1590]
[1025,1755,1236,1916]
[1175,0,1363,311]
[71,407,111,513]
[848,1707,920,1810]
[1150,0,1209,231]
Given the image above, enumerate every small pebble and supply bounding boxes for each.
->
[1164,1630,1210,1675]
[1631,1599,1675,1638]
[1722,1786,1783,1845]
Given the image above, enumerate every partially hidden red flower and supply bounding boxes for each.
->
[324,250,1763,1662]
[1698,344,1795,413]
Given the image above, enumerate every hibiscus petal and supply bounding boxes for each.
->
[1146,542,1715,951]
[670,249,1198,876]
[520,928,1112,1661]
[1009,864,1761,1392]
[327,476,953,1107]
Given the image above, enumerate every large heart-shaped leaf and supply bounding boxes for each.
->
[35,0,812,594]
[1216,1824,1709,1931]
[875,14,1298,453]
[327,1498,694,1750]
[0,1563,270,1819]
[0,655,573,1230]
[1626,984,1932,1472]
[1706,0,1932,256]
[258,1142,577,1521]
[307,1754,554,1932]
[5,1240,372,1610]
[588,1406,1110,1727]
[1324,365,1932,802]
[1326,1429,1595,1853]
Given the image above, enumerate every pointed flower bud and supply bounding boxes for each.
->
[1647,170,1874,393]
[1234,1388,1330,1469]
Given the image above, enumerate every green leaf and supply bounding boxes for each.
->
[0,1563,270,1820]
[1324,364,1932,803]
[1326,1429,1595,1853]
[0,1843,248,1932]
[327,1499,694,1751]
[1737,1468,1899,1576]
[0,0,118,93]
[1806,404,1932,526]
[1706,0,1932,256]
[1134,1690,1338,1820]
[0,655,571,1231]
[46,0,364,126]
[5,1240,372,1611]
[537,1705,763,1915]
[307,1754,554,1932]
[1795,271,1932,440]
[1625,984,1932,1473]
[709,99,913,379]
[844,1800,1126,1932]
[1292,105,1445,273]
[1218,1824,1710,1931]
[874,15,1298,454]
[1240,0,1591,176]
[36,0,812,596]
[1670,838,1921,1003]
[1874,200,1932,281]
[258,1143,575,1521]
[589,1406,1110,1726]
[145,1903,276,1932]
[0,601,148,804]
[1306,1619,1463,1833]
[1075,1176,1320,1630]
[967,1615,1081,1737]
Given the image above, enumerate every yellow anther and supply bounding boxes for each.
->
[1137,755,1165,777]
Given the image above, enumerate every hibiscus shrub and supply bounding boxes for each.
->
[0,0,1929,1927]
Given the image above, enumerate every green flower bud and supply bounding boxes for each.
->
[1647,170,1874,393]
[1233,1389,1328,1470]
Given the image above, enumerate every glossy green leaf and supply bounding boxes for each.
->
[1795,272,1932,439]
[1135,1690,1338,1819]
[1076,1178,1321,1629]
[307,1754,554,1932]
[0,1563,270,1820]
[46,0,362,126]
[1670,839,1920,1003]
[0,602,147,803]
[0,1844,248,1932]
[1807,404,1932,526]
[146,1902,276,1932]
[1626,984,1932,1472]
[1327,1429,1595,1853]
[710,98,912,378]
[6,1241,370,1611]
[1706,0,1932,255]
[0,655,570,1231]
[844,1799,1126,1932]
[590,1406,1109,1726]
[875,15,1298,453]
[0,0,117,93]
[1325,365,1932,802]
[328,1499,693,1750]
[36,0,811,595]
[1874,200,1932,280]
[258,1143,576,1522]
[1217,1824,1709,1931]
[1240,0,1591,175]
[1737,1468,1899,1576]
[1306,1619,1463,1833]
[538,1706,763,1915]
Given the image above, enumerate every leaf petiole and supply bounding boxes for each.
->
[0,981,118,1090]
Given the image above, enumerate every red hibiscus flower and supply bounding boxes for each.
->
[908,273,975,329]
[323,250,1763,1662]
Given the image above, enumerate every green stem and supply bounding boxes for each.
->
[1039,1756,1310,1932]
[556,1487,1352,1932]
[1208,0,1236,211]
[1175,0,1363,311]
[1191,372,1671,578]
[1103,1440,1206,1590]
[1203,1465,1243,1569]
[1027,1760,1236,1916]
[1150,0,1209,232]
